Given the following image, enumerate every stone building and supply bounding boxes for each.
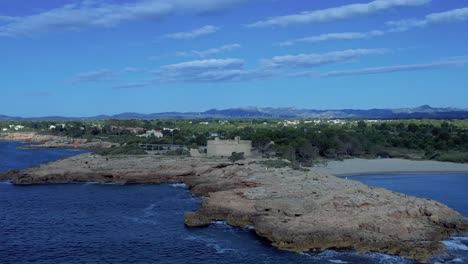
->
[207,137,252,157]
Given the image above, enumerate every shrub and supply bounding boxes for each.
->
[435,152,468,163]
[94,144,146,156]
[229,152,245,162]
[166,148,190,156]
[259,159,291,168]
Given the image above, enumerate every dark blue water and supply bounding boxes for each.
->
[1,141,467,264]
[349,174,468,217]
[0,141,87,172]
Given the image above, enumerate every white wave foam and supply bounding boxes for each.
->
[450,258,466,263]
[329,260,348,264]
[183,235,236,254]
[318,250,339,258]
[123,216,158,226]
[211,220,227,225]
[143,203,158,217]
[170,183,187,188]
[0,180,13,185]
[83,181,100,185]
[206,243,237,254]
[365,253,411,264]
[442,240,468,251]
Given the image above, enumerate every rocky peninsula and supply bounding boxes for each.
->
[1,154,467,263]
[0,132,115,150]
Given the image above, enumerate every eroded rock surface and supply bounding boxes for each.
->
[1,154,467,263]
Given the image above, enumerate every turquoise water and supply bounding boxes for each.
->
[0,141,467,263]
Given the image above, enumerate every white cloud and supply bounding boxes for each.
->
[262,49,387,69]
[163,25,220,40]
[0,0,243,37]
[112,82,152,89]
[290,58,468,77]
[155,58,278,83]
[176,44,241,57]
[160,58,243,72]
[158,58,244,82]
[150,49,387,83]
[122,67,141,73]
[277,31,385,46]
[247,0,430,28]
[75,69,114,82]
[0,16,16,23]
[387,7,468,31]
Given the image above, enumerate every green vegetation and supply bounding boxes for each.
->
[258,159,291,168]
[1,118,467,163]
[229,152,245,162]
[93,144,146,156]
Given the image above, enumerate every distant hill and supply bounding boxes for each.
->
[1,105,468,121]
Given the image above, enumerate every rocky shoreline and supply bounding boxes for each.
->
[0,132,114,150]
[1,154,467,263]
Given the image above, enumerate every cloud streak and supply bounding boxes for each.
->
[262,49,387,69]
[75,69,114,82]
[387,6,468,31]
[289,58,468,78]
[277,30,385,46]
[95,55,468,87]
[164,25,220,40]
[176,44,241,57]
[148,58,279,83]
[0,0,243,37]
[247,0,430,28]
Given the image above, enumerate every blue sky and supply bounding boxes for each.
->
[1,0,468,117]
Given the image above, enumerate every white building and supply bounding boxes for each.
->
[138,130,164,138]
[207,137,252,157]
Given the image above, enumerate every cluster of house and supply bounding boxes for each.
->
[278,119,388,127]
[136,127,179,138]
[2,125,25,131]
[187,120,229,125]
[49,124,66,130]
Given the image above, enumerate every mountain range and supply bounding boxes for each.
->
[1,105,468,121]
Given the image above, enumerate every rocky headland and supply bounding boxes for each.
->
[1,154,467,263]
[0,132,114,150]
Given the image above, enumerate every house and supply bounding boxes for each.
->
[209,132,220,138]
[126,127,145,134]
[163,127,179,132]
[14,125,25,131]
[2,128,8,132]
[138,130,164,138]
[207,137,252,157]
[49,125,56,130]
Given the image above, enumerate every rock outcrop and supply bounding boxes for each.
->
[1,154,467,263]
[0,132,63,143]
[0,132,114,149]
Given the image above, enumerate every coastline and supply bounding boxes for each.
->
[1,153,467,262]
[314,158,468,176]
[0,132,114,150]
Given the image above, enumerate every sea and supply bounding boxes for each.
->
[0,141,467,264]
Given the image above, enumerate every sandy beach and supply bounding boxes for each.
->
[314,158,468,176]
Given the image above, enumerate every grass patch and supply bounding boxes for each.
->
[434,151,468,163]
[93,144,146,156]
